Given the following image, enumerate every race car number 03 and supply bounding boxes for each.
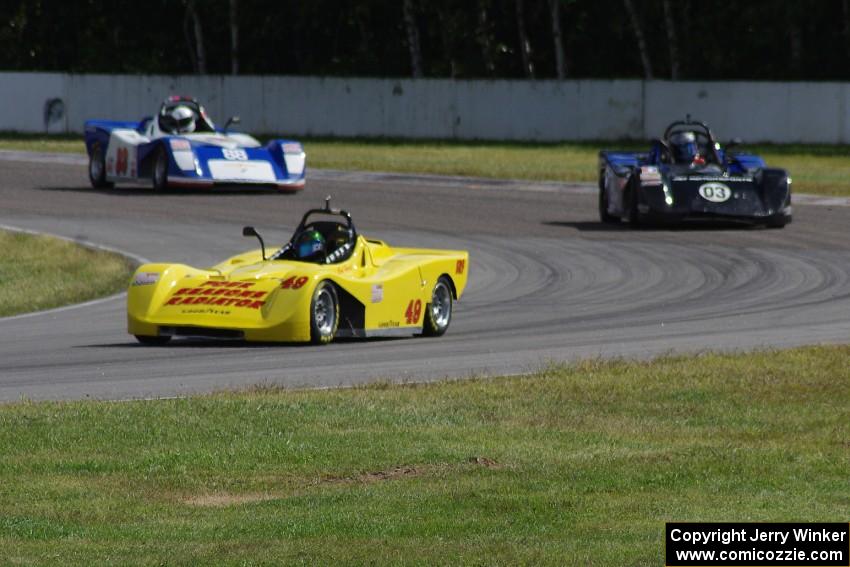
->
[405,300,422,324]
[698,182,732,203]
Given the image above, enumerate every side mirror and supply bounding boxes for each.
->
[242,226,266,260]
[224,116,241,131]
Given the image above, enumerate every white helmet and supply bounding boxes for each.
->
[170,105,196,134]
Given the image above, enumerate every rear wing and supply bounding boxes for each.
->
[599,150,649,175]
[84,118,149,154]
[725,152,767,171]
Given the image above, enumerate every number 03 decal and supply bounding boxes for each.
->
[405,299,422,324]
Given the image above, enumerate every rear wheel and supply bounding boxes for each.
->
[88,142,113,189]
[152,146,169,192]
[135,335,171,345]
[423,276,453,337]
[310,281,339,345]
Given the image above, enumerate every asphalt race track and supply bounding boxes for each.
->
[2,151,850,401]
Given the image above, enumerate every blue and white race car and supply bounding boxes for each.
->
[84,96,306,192]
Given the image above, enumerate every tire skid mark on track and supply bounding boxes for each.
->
[2,155,850,400]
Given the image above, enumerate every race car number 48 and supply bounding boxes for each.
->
[698,182,732,203]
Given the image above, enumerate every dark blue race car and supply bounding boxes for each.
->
[598,117,791,228]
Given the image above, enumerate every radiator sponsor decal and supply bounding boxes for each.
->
[164,281,268,310]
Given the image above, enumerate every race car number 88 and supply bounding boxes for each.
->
[223,149,248,161]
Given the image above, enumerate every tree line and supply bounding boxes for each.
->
[1,0,849,81]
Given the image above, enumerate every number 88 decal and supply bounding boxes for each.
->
[405,299,422,324]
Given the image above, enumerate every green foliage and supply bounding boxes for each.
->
[0,347,848,564]
[0,0,847,79]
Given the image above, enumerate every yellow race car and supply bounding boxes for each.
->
[127,199,469,345]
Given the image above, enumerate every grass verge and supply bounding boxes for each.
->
[2,133,850,196]
[1,346,848,565]
[0,230,135,317]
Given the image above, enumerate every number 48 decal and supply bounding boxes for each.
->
[280,276,308,289]
[405,299,422,324]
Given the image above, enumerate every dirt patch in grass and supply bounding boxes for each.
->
[184,459,502,508]
[467,456,501,469]
[183,492,278,508]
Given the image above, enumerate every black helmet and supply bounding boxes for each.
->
[669,131,698,163]
[296,230,325,260]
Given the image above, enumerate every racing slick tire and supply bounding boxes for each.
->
[310,281,339,345]
[134,334,171,345]
[88,142,114,189]
[423,276,453,337]
[152,146,170,192]
[598,175,617,224]
[765,214,790,229]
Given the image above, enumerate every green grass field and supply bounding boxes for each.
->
[3,134,850,196]
[0,230,135,317]
[1,346,847,565]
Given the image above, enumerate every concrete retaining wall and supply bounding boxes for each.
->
[2,71,847,143]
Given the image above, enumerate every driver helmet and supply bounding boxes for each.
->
[170,105,196,134]
[296,230,325,260]
[669,131,698,163]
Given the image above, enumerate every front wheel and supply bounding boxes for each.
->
[310,281,339,345]
[88,142,113,189]
[423,276,453,337]
[152,146,170,192]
